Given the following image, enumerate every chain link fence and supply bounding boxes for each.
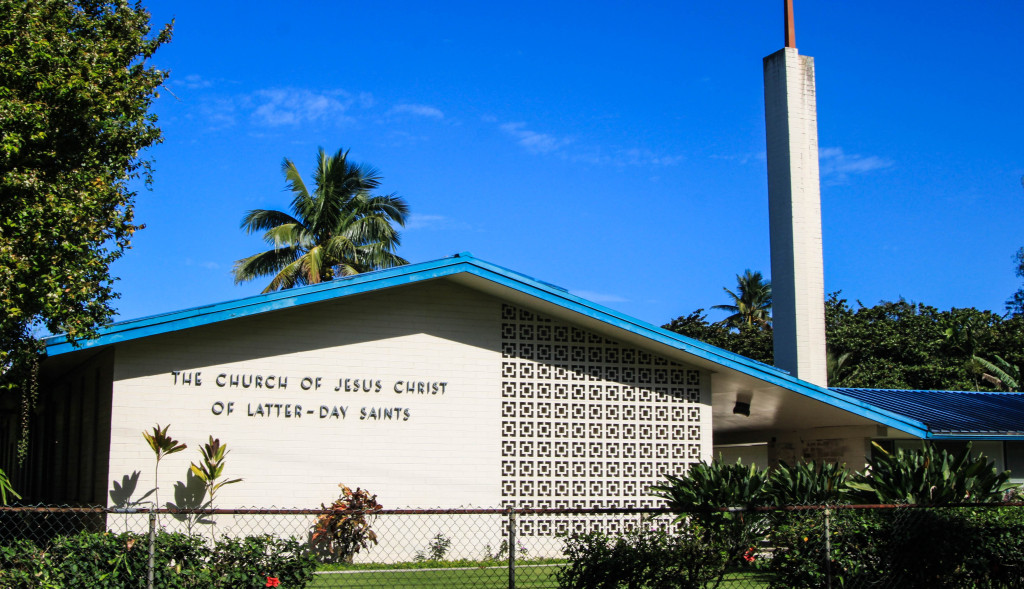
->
[3,503,1024,587]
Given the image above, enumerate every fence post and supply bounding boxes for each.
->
[824,508,832,589]
[148,508,156,589]
[507,507,517,589]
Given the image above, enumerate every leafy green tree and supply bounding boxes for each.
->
[712,269,772,329]
[0,0,170,467]
[666,293,1024,391]
[663,309,774,364]
[825,294,1019,390]
[232,148,410,292]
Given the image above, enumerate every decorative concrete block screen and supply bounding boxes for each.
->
[498,304,705,535]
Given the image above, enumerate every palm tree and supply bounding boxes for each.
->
[233,148,410,292]
[712,270,772,329]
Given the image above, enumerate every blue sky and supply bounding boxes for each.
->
[112,1,1024,327]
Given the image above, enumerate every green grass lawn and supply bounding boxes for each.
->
[308,563,558,588]
[306,563,771,588]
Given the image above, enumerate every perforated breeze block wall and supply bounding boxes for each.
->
[105,280,711,515]
[498,304,711,528]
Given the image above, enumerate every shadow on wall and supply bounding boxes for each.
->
[109,469,212,532]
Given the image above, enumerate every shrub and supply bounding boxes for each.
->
[847,442,1012,505]
[311,484,382,563]
[763,508,887,589]
[0,531,317,588]
[767,460,850,505]
[209,535,317,588]
[763,506,1024,588]
[557,528,731,589]
[650,460,772,571]
[0,538,56,588]
[415,533,452,561]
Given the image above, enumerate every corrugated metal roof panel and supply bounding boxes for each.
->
[831,388,1024,435]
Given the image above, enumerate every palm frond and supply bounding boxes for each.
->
[232,247,303,285]
[282,157,312,217]
[263,256,311,293]
[305,245,327,284]
[343,215,402,248]
[261,223,307,249]
[240,209,303,234]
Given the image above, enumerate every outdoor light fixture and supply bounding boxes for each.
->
[733,392,752,417]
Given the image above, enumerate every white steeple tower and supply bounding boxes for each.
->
[763,0,828,386]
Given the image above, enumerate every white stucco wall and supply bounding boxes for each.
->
[105,279,712,516]
[110,280,503,510]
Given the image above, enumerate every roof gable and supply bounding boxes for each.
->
[44,253,936,438]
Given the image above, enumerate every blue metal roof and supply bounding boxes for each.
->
[832,388,1024,439]
[42,252,943,438]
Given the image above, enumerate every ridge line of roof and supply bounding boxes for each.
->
[41,254,931,437]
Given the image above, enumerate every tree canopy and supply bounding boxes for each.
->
[665,293,1024,391]
[232,148,410,292]
[0,0,170,459]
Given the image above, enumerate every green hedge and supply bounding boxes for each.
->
[0,531,317,588]
[765,507,1024,588]
[557,508,1024,589]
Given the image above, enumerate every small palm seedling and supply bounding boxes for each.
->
[191,436,242,537]
[142,424,186,523]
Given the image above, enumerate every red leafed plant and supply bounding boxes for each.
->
[311,484,382,563]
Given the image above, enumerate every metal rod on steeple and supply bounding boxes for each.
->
[785,0,796,48]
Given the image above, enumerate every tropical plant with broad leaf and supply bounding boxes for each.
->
[973,354,1021,391]
[650,459,772,582]
[142,424,186,520]
[190,436,242,506]
[0,467,20,504]
[712,269,772,329]
[190,436,241,540]
[826,349,857,387]
[847,442,1012,505]
[767,460,850,505]
[232,148,410,292]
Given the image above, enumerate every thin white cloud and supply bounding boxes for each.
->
[710,152,767,165]
[566,147,684,167]
[194,88,371,130]
[404,213,473,231]
[570,289,629,304]
[497,121,681,167]
[819,147,892,182]
[619,148,684,167]
[184,258,222,270]
[405,213,448,230]
[198,97,237,129]
[500,122,573,154]
[390,103,444,119]
[248,88,358,127]
[177,74,213,90]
